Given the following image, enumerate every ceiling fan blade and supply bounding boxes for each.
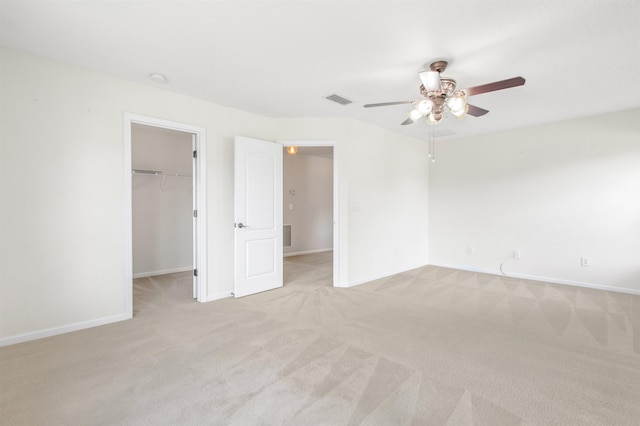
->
[463,76,525,96]
[401,118,414,125]
[364,100,412,108]
[467,104,489,117]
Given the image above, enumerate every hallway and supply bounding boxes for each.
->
[283,251,333,288]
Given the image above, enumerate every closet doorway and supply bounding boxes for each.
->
[124,114,207,317]
[282,143,337,288]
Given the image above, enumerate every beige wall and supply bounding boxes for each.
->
[283,150,333,255]
[131,124,193,276]
[0,49,431,344]
[428,109,640,291]
[275,118,431,285]
[0,48,276,342]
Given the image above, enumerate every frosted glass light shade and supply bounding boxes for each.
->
[426,113,442,125]
[451,104,469,119]
[415,98,434,115]
[419,71,442,92]
[286,146,297,155]
[447,93,467,112]
[408,109,422,121]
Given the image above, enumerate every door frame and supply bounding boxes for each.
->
[124,113,208,316]
[279,140,340,287]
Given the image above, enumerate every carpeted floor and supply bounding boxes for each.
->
[1,252,639,425]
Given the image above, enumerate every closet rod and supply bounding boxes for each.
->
[132,169,192,178]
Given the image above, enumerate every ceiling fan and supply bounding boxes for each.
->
[364,60,525,126]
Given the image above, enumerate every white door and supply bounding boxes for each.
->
[234,136,283,297]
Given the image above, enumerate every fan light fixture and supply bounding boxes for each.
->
[409,98,435,122]
[416,98,434,115]
[286,146,298,155]
[426,112,442,125]
[408,109,422,121]
[451,104,469,119]
[446,92,466,112]
[413,62,468,125]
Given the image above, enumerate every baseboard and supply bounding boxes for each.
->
[429,262,640,296]
[284,248,332,257]
[133,266,193,279]
[0,312,131,347]
[342,262,428,289]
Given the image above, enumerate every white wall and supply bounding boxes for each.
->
[0,48,276,343]
[428,109,640,292]
[131,124,193,277]
[283,150,333,255]
[0,49,431,344]
[276,118,431,286]
[7,47,635,346]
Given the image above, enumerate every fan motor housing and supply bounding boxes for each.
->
[430,60,448,73]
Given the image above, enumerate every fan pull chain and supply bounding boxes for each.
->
[428,126,436,163]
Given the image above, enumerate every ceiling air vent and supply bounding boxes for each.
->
[325,94,352,105]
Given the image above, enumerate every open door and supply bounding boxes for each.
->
[234,136,283,297]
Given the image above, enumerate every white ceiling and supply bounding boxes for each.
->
[2,1,639,141]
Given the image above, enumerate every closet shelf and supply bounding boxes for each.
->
[132,169,192,178]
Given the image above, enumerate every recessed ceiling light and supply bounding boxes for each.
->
[149,73,168,83]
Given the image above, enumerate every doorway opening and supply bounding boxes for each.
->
[124,114,207,318]
[281,142,337,288]
[131,124,193,311]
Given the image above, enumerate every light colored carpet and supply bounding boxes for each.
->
[1,252,639,425]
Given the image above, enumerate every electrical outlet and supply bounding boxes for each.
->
[513,250,521,260]
[581,257,591,267]
[466,246,474,255]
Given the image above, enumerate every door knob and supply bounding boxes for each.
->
[237,223,249,228]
